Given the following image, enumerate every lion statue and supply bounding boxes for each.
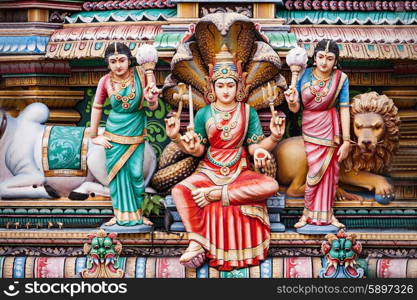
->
[274,92,400,203]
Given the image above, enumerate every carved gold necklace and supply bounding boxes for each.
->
[110,68,136,109]
[309,69,334,103]
[210,103,240,141]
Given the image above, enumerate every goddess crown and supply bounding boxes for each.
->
[211,45,239,82]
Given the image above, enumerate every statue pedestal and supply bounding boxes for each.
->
[100,223,153,234]
[296,224,339,235]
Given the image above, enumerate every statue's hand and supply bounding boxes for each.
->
[253,148,271,170]
[164,112,181,140]
[144,83,160,108]
[91,135,112,149]
[181,129,200,153]
[270,111,286,141]
[337,141,350,162]
[284,87,298,105]
[192,187,221,208]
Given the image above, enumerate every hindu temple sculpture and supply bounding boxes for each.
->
[283,39,351,234]
[275,91,400,204]
[90,42,160,228]
[320,229,364,279]
[162,13,286,270]
[0,102,157,202]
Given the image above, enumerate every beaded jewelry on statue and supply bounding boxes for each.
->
[110,68,136,109]
[309,70,334,103]
[207,146,243,176]
[210,103,240,141]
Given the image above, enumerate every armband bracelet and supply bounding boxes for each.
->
[93,103,103,110]
[270,134,281,143]
[343,135,350,142]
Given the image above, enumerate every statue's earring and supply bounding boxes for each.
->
[207,92,216,103]
[236,91,245,102]
[236,83,247,102]
[313,62,317,66]
[207,83,216,103]
[333,65,337,70]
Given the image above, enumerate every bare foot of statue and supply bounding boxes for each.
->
[180,241,206,268]
[104,217,117,226]
[331,216,345,228]
[294,215,308,228]
[141,215,153,226]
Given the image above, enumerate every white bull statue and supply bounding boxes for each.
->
[0,103,157,200]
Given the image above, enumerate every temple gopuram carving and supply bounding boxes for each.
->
[0,0,416,279]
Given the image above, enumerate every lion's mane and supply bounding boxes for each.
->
[343,92,400,174]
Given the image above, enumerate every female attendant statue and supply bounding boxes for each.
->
[165,45,286,270]
[284,39,350,233]
[90,42,159,227]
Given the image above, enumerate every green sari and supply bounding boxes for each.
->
[104,67,146,226]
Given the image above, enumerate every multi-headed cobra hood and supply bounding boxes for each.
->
[162,12,287,111]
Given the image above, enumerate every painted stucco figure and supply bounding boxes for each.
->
[165,45,285,270]
[90,42,159,227]
[284,39,350,232]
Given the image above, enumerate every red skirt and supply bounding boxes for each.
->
[172,169,278,271]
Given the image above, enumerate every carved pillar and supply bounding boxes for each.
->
[177,3,198,18]
[383,88,417,200]
[27,8,49,22]
[253,3,275,19]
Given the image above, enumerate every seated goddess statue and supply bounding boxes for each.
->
[165,45,285,271]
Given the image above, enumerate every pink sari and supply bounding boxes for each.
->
[301,70,346,225]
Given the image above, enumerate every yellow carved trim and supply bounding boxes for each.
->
[179,181,197,192]
[328,72,348,109]
[197,158,247,186]
[240,103,251,147]
[64,257,77,278]
[302,207,333,224]
[1,230,417,242]
[303,134,336,147]
[240,205,270,226]
[134,66,146,109]
[107,143,139,183]
[64,21,168,28]
[306,147,335,186]
[221,185,230,207]
[189,232,270,262]
[3,77,69,87]
[209,267,220,278]
[42,126,52,173]
[145,258,156,278]
[25,257,35,278]
[113,208,143,222]
[185,268,196,278]
[249,265,260,278]
[104,130,146,145]
[272,257,284,278]
[125,257,137,278]
[0,198,111,207]
[3,257,15,278]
